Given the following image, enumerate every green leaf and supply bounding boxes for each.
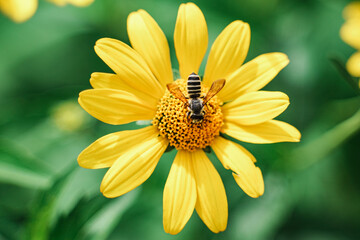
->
[0,163,51,190]
[203,146,212,153]
[48,196,108,240]
[50,168,106,224]
[48,189,140,240]
[0,138,52,189]
[164,144,175,153]
[84,189,140,240]
[227,174,294,240]
[330,56,360,95]
[26,163,76,240]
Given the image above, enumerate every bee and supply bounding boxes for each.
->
[167,72,226,123]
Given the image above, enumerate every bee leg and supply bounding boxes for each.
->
[186,114,194,128]
[203,104,209,112]
[186,111,192,120]
[181,104,187,112]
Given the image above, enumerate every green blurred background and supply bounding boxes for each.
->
[0,0,359,239]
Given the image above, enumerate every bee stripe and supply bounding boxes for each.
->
[187,81,200,85]
[188,86,201,90]
[187,73,201,99]
[189,93,201,98]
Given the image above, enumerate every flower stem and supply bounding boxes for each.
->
[289,108,360,170]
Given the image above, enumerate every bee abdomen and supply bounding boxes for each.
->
[187,72,201,99]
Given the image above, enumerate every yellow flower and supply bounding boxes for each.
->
[47,0,94,7]
[0,0,94,23]
[78,2,301,234]
[51,101,87,132]
[340,2,360,78]
[0,0,38,23]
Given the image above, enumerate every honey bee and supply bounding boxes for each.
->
[167,72,226,123]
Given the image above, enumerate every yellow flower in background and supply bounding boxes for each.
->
[0,0,94,23]
[0,0,38,23]
[340,2,360,79]
[78,2,301,234]
[48,0,94,7]
[343,1,360,19]
[51,101,87,132]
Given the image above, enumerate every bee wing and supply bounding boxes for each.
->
[167,83,188,105]
[203,79,226,105]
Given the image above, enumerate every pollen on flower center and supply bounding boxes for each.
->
[152,79,223,152]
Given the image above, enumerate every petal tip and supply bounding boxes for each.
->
[232,170,265,198]
[277,52,290,64]
[76,147,95,169]
[232,19,247,25]
[185,2,202,11]
[94,37,110,47]
[215,225,227,233]
[137,9,147,14]
[292,136,301,142]
[77,158,84,168]
[78,94,83,104]
[249,192,264,198]
[100,182,117,198]
[127,11,143,26]
[231,20,250,32]
[129,9,148,19]
[207,220,228,233]
[164,226,181,235]
[290,126,301,142]
[101,189,117,199]
[77,152,85,167]
[77,91,88,104]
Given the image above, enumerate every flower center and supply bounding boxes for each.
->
[152,79,223,152]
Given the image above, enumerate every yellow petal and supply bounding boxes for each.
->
[95,38,164,99]
[78,126,158,169]
[222,91,289,125]
[90,72,131,90]
[174,2,208,79]
[163,150,196,235]
[212,137,264,198]
[100,131,167,198]
[218,53,289,102]
[47,0,93,6]
[47,0,65,6]
[346,51,360,77]
[0,0,37,23]
[78,89,157,125]
[90,72,159,102]
[343,2,360,20]
[66,0,94,7]
[127,10,173,87]
[340,19,360,50]
[192,150,228,233]
[222,120,301,144]
[203,20,250,85]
